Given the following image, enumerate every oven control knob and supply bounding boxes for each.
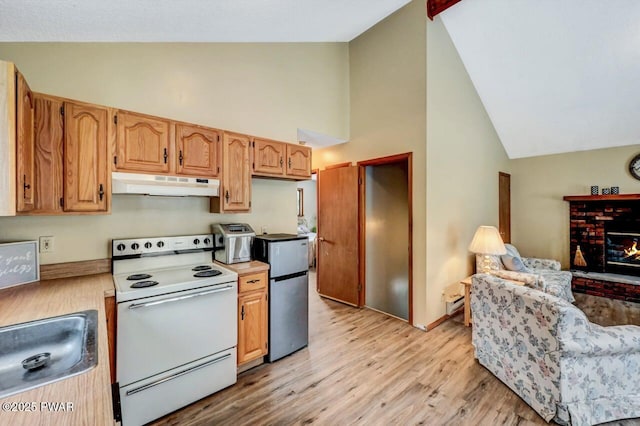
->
[193,238,200,245]
[131,243,139,250]
[144,242,152,249]
[116,243,126,251]
[157,241,165,248]
[204,238,211,245]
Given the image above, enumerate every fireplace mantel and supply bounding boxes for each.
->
[563,194,640,202]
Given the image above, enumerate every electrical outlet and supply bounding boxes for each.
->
[39,236,55,253]
[261,226,268,235]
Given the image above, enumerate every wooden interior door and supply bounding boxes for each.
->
[499,172,511,243]
[317,165,359,306]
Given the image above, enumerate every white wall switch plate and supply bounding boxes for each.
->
[39,236,54,253]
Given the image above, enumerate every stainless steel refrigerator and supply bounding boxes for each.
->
[252,234,308,362]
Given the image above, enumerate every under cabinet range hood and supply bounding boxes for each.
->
[112,172,219,197]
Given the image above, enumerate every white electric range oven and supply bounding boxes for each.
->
[112,234,237,426]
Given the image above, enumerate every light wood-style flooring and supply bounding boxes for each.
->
[153,273,640,426]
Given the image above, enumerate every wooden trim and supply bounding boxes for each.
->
[357,152,414,325]
[40,258,111,281]
[563,194,640,201]
[358,165,366,307]
[0,61,17,216]
[324,162,352,170]
[104,295,117,384]
[356,152,413,167]
[318,293,358,308]
[426,314,452,331]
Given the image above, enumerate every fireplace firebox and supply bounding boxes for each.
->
[605,228,640,276]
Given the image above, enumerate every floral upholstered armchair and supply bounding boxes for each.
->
[476,243,574,303]
[471,273,640,425]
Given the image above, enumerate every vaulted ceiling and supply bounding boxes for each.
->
[0,0,410,42]
[440,1,640,158]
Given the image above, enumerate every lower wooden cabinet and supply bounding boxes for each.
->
[237,288,268,365]
[226,265,269,366]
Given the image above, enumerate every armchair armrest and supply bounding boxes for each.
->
[491,269,541,288]
[561,323,640,357]
[522,257,561,271]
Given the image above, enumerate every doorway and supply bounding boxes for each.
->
[315,154,413,324]
[499,172,511,244]
[359,154,412,323]
[297,172,317,269]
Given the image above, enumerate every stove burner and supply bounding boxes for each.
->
[130,280,159,288]
[127,273,152,281]
[194,270,222,278]
[192,265,213,271]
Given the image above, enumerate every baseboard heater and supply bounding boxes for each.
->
[446,296,464,316]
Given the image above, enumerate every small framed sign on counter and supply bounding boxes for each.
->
[0,241,40,290]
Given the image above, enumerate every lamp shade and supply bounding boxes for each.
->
[468,226,507,255]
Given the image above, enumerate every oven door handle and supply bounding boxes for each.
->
[125,353,232,396]
[128,285,234,310]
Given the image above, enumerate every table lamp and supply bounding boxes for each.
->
[468,225,507,273]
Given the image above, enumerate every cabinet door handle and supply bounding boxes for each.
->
[241,305,245,320]
[23,174,30,198]
[179,150,183,166]
[280,157,283,167]
[225,190,230,203]
[163,148,168,164]
[98,184,104,201]
[246,279,261,284]
[288,157,292,169]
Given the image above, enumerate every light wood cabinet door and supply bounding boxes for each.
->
[216,132,251,212]
[33,94,64,213]
[286,144,312,178]
[238,290,268,365]
[16,70,35,212]
[176,124,220,177]
[253,137,285,177]
[63,102,109,212]
[115,111,170,173]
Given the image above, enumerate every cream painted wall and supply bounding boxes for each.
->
[511,145,640,267]
[0,43,349,142]
[0,43,348,263]
[426,18,509,324]
[0,179,297,264]
[313,0,427,326]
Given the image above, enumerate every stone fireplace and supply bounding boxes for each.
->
[565,194,640,302]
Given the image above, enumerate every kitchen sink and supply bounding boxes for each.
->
[0,310,98,399]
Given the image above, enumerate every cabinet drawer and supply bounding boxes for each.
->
[239,272,267,293]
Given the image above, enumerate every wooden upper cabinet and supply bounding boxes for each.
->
[253,138,285,177]
[33,94,64,214]
[176,124,221,177]
[213,132,251,213]
[16,70,35,212]
[63,102,109,212]
[115,111,170,174]
[286,144,312,178]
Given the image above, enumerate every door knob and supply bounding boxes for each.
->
[317,237,325,242]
